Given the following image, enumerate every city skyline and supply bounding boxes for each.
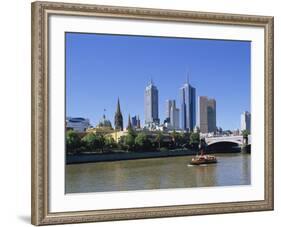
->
[66,32,251,130]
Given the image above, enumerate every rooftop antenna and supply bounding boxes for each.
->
[186,69,190,84]
[150,76,153,85]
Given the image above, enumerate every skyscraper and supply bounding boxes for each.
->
[131,115,141,129]
[170,101,180,129]
[198,96,208,133]
[207,98,216,133]
[114,98,123,131]
[180,81,196,131]
[166,100,173,119]
[166,99,180,129]
[131,115,137,128]
[241,111,251,133]
[198,96,217,133]
[144,80,159,126]
[137,115,141,129]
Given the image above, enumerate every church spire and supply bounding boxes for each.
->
[116,98,121,113]
[114,98,123,131]
[127,114,132,130]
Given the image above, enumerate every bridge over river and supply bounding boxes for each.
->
[204,135,251,152]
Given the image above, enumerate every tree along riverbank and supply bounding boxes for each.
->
[66,148,241,164]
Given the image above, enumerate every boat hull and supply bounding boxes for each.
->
[189,155,217,165]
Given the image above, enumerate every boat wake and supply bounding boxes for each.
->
[187,163,210,167]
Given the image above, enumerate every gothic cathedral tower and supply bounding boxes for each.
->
[114,98,123,131]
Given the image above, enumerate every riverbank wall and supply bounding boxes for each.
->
[66,148,241,164]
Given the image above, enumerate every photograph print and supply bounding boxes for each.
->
[65,32,251,194]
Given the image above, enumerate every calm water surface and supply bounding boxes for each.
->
[65,153,251,193]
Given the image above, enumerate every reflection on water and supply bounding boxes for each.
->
[65,153,251,193]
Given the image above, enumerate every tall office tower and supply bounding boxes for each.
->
[170,100,180,129]
[198,96,217,133]
[131,115,137,128]
[114,98,123,131]
[144,80,159,125]
[198,96,208,133]
[180,81,196,131]
[136,115,141,129]
[207,98,216,133]
[166,100,173,120]
[241,111,251,133]
[166,100,180,129]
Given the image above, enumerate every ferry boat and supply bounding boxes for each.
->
[189,138,217,165]
[189,154,217,165]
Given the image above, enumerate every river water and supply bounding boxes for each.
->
[65,153,251,193]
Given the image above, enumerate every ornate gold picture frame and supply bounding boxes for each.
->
[31,1,274,225]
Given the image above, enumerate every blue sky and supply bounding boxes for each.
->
[66,32,250,130]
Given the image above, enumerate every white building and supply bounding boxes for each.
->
[241,111,251,133]
[144,80,159,126]
[66,117,90,132]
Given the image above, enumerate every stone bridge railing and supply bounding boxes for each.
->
[205,135,251,146]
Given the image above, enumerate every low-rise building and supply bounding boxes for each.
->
[66,117,90,132]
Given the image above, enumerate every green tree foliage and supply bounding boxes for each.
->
[242,130,250,138]
[189,132,200,148]
[124,133,135,151]
[241,130,250,145]
[135,132,150,150]
[155,131,163,150]
[171,130,180,148]
[127,128,136,137]
[179,132,190,148]
[104,136,117,150]
[118,129,137,151]
[66,130,82,154]
[82,133,105,152]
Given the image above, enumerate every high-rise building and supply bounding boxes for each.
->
[166,99,180,129]
[114,98,123,131]
[198,96,217,133]
[131,115,137,128]
[180,81,196,131]
[171,102,180,130]
[144,80,159,126]
[241,111,251,133]
[198,96,208,133]
[137,115,141,129]
[166,100,173,119]
[207,98,216,133]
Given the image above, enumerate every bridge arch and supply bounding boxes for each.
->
[207,139,243,146]
[206,141,241,153]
